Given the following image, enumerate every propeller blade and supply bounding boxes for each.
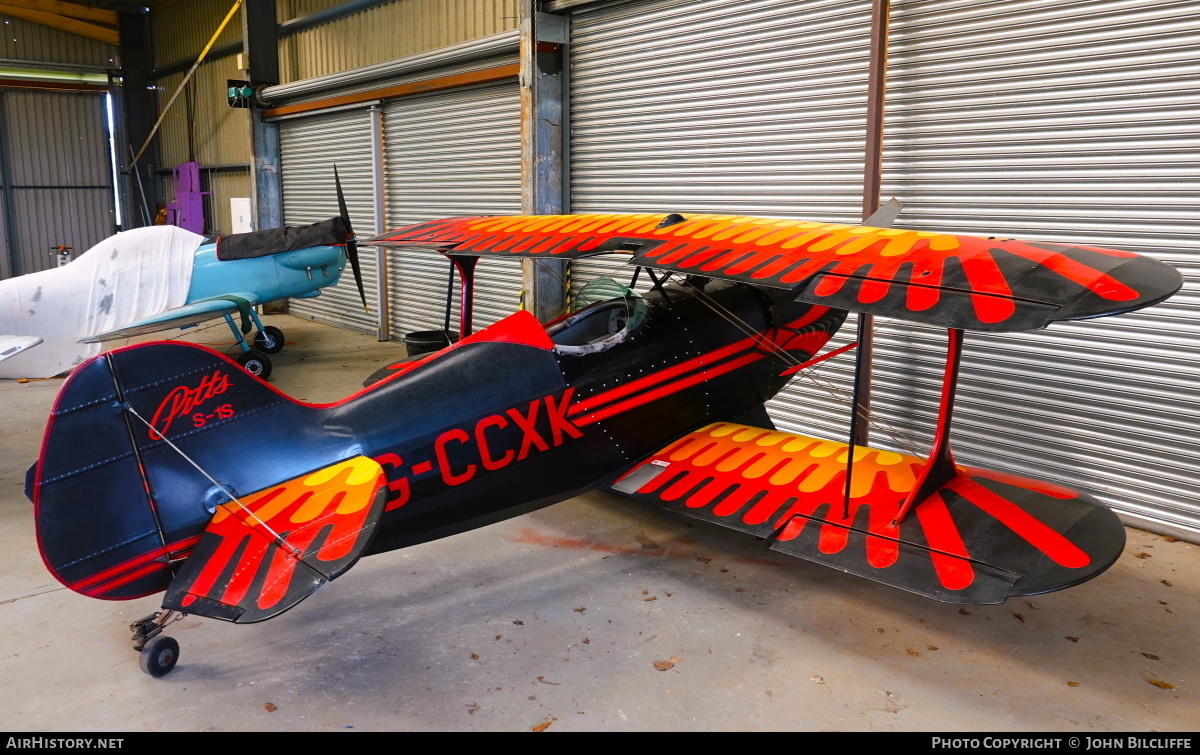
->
[334,165,368,312]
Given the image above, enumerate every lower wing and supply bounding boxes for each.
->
[0,335,43,363]
[597,423,1125,604]
[79,299,240,343]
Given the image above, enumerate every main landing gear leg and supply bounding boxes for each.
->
[248,308,285,354]
[223,313,273,380]
[131,609,184,678]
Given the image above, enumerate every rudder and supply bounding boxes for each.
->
[32,342,342,600]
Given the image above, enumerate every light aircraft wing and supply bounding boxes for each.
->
[161,456,388,623]
[79,299,242,343]
[0,335,43,363]
[594,422,1125,605]
[369,213,1183,332]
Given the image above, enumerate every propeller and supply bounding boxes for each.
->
[334,165,368,312]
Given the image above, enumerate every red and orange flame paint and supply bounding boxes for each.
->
[179,457,385,612]
[375,213,1157,329]
[619,423,1091,592]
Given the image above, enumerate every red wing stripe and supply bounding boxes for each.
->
[955,478,1091,568]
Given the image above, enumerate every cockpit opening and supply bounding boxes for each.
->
[547,277,648,356]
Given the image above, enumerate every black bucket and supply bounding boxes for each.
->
[404,330,457,356]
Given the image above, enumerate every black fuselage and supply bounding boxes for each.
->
[343,279,846,553]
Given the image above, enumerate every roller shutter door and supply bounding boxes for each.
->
[874,0,1200,538]
[276,38,520,337]
[1,88,116,278]
[280,107,378,334]
[568,0,1200,538]
[567,0,873,448]
[383,80,523,337]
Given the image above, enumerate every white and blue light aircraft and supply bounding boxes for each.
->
[0,171,365,380]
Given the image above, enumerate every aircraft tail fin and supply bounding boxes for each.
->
[31,342,352,601]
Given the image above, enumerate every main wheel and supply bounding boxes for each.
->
[139,635,180,678]
[236,350,273,380]
[253,325,285,354]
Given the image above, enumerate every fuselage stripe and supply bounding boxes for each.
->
[574,353,764,426]
[69,534,201,593]
[568,336,758,417]
[568,310,824,421]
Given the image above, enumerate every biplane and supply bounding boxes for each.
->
[27,206,1182,677]
[0,171,366,380]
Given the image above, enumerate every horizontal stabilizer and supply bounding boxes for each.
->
[600,423,1125,604]
[370,214,1182,332]
[0,335,43,363]
[161,456,387,623]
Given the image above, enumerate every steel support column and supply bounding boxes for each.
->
[852,0,891,446]
[117,10,156,230]
[244,0,282,232]
[370,104,389,341]
[520,1,568,323]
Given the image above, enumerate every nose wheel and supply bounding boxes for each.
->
[131,609,184,678]
[253,325,285,354]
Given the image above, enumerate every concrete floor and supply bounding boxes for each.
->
[0,315,1196,732]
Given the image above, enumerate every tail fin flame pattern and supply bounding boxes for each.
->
[162,456,387,623]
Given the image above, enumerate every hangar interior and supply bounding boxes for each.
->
[0,0,1195,732]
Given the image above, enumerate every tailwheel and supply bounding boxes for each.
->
[253,325,285,354]
[139,635,180,678]
[237,349,273,380]
[131,609,183,678]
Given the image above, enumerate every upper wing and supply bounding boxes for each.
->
[595,422,1125,605]
[0,335,43,363]
[79,299,240,343]
[370,213,1183,332]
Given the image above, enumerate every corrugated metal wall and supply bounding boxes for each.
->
[151,1,244,64]
[0,13,117,68]
[567,0,872,445]
[154,57,251,235]
[152,0,250,236]
[873,0,1200,537]
[280,107,379,334]
[383,80,523,337]
[566,0,1200,538]
[157,168,253,237]
[0,89,115,276]
[148,0,517,239]
[278,0,519,84]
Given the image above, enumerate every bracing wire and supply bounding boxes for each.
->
[122,404,302,558]
[673,277,929,459]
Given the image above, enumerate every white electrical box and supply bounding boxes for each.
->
[230,198,253,234]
